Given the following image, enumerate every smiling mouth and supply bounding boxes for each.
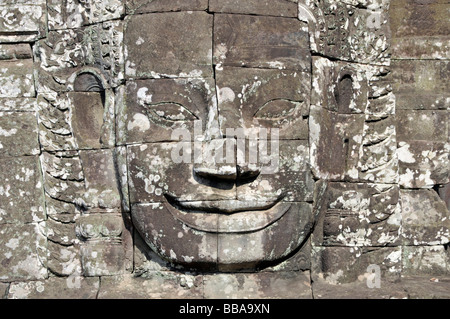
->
[163,193,291,233]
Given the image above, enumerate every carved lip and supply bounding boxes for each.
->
[163,193,291,233]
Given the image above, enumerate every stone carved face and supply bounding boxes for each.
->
[121,12,316,271]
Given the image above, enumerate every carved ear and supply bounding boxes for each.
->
[74,72,103,92]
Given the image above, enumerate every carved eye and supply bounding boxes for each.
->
[254,99,300,120]
[146,102,198,122]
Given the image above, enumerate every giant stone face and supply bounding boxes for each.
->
[121,11,316,271]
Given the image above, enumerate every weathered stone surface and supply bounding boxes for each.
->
[46,240,80,277]
[0,98,37,112]
[390,0,450,59]
[311,246,402,285]
[438,183,450,210]
[120,78,216,145]
[0,156,45,224]
[0,112,39,158]
[79,149,121,209]
[203,271,312,299]
[0,0,448,300]
[68,92,105,150]
[310,105,366,181]
[312,278,408,299]
[401,189,450,245]
[392,60,449,110]
[98,273,203,299]
[35,22,124,91]
[216,67,310,140]
[314,183,401,247]
[124,12,213,79]
[397,110,447,142]
[37,94,78,152]
[131,203,218,270]
[303,0,392,65]
[214,14,310,71]
[0,60,34,97]
[0,43,32,60]
[401,276,450,299]
[0,223,47,281]
[0,282,8,298]
[133,232,172,274]
[0,2,46,42]
[126,0,208,14]
[210,0,298,17]
[7,276,99,299]
[75,213,129,276]
[40,151,86,204]
[236,140,314,202]
[311,57,370,114]
[217,203,313,271]
[398,141,449,188]
[127,142,236,204]
[403,246,449,276]
[47,0,124,30]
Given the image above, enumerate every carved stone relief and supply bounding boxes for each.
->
[0,0,448,299]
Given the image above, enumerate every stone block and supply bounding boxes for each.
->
[0,43,32,60]
[396,110,447,142]
[35,22,124,91]
[7,277,99,299]
[98,273,203,299]
[391,60,449,110]
[401,276,450,299]
[210,0,298,17]
[311,246,402,285]
[217,203,313,271]
[403,246,449,276]
[0,223,47,281]
[124,12,213,79]
[125,0,208,14]
[203,271,312,299]
[127,142,236,204]
[78,149,121,209]
[120,78,216,145]
[47,0,124,30]
[309,105,366,181]
[0,98,37,112]
[213,14,310,71]
[75,213,129,276]
[46,241,81,277]
[0,112,39,158]
[0,282,8,298]
[215,67,310,140]
[400,189,450,245]
[0,60,34,97]
[312,278,408,299]
[236,140,314,202]
[0,156,45,224]
[392,37,450,60]
[131,203,218,270]
[68,92,105,150]
[314,183,401,247]
[398,141,449,188]
[390,1,449,38]
[0,3,46,42]
[306,1,391,65]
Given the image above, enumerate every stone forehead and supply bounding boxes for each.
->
[124,11,310,79]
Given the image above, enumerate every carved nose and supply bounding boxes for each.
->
[192,138,261,182]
